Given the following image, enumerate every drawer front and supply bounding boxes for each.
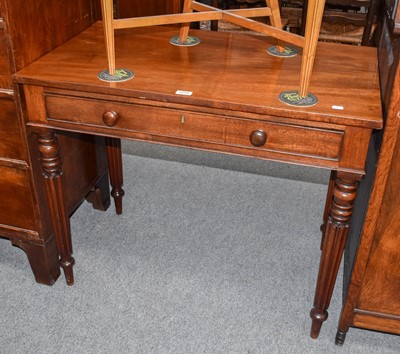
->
[45,95,344,162]
[0,96,25,160]
[226,120,343,160]
[0,165,37,232]
[45,95,227,143]
[0,21,13,89]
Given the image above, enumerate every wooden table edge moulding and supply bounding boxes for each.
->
[13,6,382,341]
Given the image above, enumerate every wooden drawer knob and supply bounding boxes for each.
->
[102,111,120,127]
[250,130,267,147]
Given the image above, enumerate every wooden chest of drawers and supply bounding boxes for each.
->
[0,0,110,285]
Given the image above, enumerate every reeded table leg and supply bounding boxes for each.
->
[310,172,360,338]
[105,137,124,215]
[320,170,336,250]
[37,129,75,285]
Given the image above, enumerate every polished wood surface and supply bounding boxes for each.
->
[15,23,381,131]
[336,5,400,343]
[0,0,110,285]
[14,23,382,338]
[100,0,325,97]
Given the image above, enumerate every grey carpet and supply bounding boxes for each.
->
[1,153,399,353]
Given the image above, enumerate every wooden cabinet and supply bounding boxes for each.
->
[0,0,110,285]
[337,1,400,344]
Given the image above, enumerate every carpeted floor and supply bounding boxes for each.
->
[1,152,398,353]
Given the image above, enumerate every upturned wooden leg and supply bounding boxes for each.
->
[100,0,116,75]
[105,137,124,215]
[265,0,284,51]
[310,172,360,339]
[37,129,75,285]
[179,0,194,42]
[299,0,326,97]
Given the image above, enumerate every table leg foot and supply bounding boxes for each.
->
[310,308,328,338]
[105,137,124,215]
[335,330,347,345]
[60,256,75,285]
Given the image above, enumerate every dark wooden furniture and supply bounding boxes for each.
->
[336,0,400,344]
[14,23,382,338]
[298,0,379,45]
[114,0,182,18]
[0,0,110,285]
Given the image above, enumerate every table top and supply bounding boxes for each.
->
[14,22,382,129]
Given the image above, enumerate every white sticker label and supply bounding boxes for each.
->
[175,90,193,96]
[332,105,344,110]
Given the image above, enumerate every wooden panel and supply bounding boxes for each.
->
[0,165,37,232]
[337,4,400,341]
[353,311,400,335]
[356,125,400,317]
[0,0,99,72]
[0,96,25,160]
[116,0,182,18]
[58,132,108,213]
[0,23,12,89]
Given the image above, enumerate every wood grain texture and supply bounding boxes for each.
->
[1,0,99,72]
[16,20,382,339]
[336,11,400,344]
[0,0,111,285]
[0,96,25,160]
[14,23,382,130]
[0,26,12,89]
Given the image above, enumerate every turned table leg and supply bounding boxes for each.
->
[37,129,75,285]
[320,170,336,250]
[105,137,124,215]
[310,172,360,338]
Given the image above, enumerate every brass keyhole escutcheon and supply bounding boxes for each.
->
[249,130,267,147]
[181,115,185,124]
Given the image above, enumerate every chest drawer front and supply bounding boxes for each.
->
[0,165,36,233]
[45,95,227,144]
[0,96,25,160]
[0,24,12,89]
[226,120,343,160]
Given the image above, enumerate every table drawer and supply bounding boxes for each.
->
[45,94,344,161]
[46,95,227,143]
[226,120,343,160]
